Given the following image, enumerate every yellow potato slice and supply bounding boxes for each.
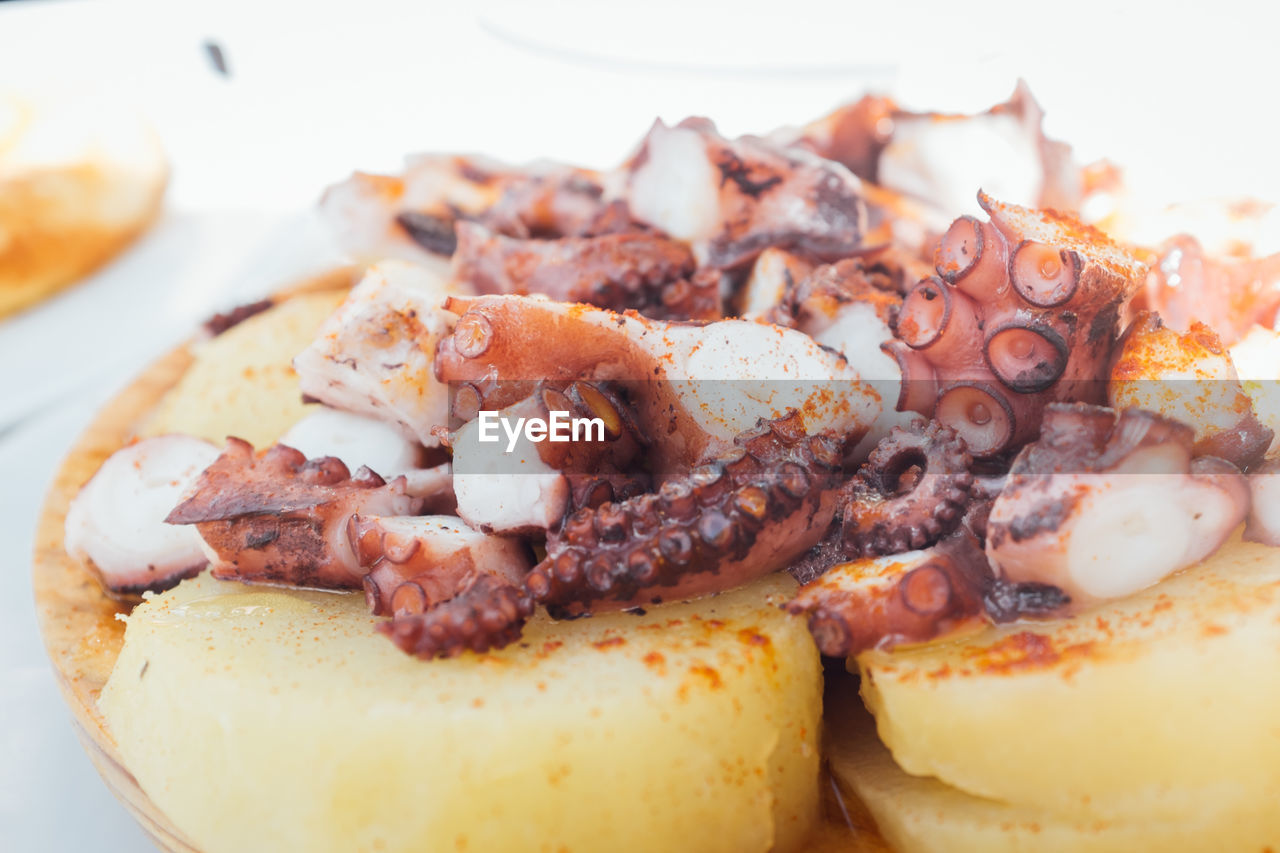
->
[141,290,345,447]
[825,673,1276,853]
[856,533,1280,824]
[100,573,822,853]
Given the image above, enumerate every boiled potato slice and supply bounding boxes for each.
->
[826,673,1277,853]
[141,290,345,447]
[0,89,167,316]
[101,574,821,853]
[857,533,1280,823]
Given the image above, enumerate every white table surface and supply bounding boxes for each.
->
[3,0,1279,849]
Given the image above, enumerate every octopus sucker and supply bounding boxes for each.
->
[378,573,535,659]
[882,339,937,417]
[896,193,1145,456]
[785,531,992,656]
[1009,241,1082,308]
[897,276,983,368]
[983,320,1069,394]
[839,420,976,558]
[933,382,1020,458]
[526,412,847,613]
[348,514,533,617]
[166,439,421,589]
[985,403,1250,605]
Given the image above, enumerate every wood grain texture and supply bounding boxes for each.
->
[32,343,200,852]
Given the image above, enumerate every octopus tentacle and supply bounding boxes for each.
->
[890,193,1152,458]
[986,403,1251,606]
[882,339,938,417]
[435,293,878,473]
[526,412,847,612]
[893,193,1146,456]
[839,420,975,558]
[1109,311,1273,470]
[165,439,421,589]
[785,531,992,656]
[378,574,535,659]
[348,515,533,617]
[450,223,718,320]
[624,117,866,269]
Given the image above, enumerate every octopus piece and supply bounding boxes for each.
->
[876,82,1084,219]
[203,298,274,337]
[1138,234,1280,346]
[450,223,718,319]
[775,93,898,184]
[280,407,455,513]
[900,192,1145,456]
[772,258,902,381]
[1109,311,1273,469]
[839,420,975,558]
[280,407,427,480]
[985,404,1250,605]
[319,155,507,261]
[166,440,420,589]
[1244,459,1280,546]
[293,261,462,447]
[760,257,920,462]
[349,514,533,617]
[623,117,866,269]
[449,381,647,534]
[784,531,991,656]
[379,573,535,659]
[434,294,881,473]
[348,514,535,659]
[320,154,605,261]
[472,166,613,240]
[526,412,847,614]
[65,435,220,596]
[738,248,816,319]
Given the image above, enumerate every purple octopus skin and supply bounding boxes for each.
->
[838,420,976,558]
[379,573,536,659]
[896,192,1146,458]
[985,403,1251,605]
[166,439,420,589]
[526,412,847,614]
[451,223,720,320]
[785,530,992,656]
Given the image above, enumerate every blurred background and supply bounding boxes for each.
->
[1,0,1277,848]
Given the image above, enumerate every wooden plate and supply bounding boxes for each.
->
[29,265,891,852]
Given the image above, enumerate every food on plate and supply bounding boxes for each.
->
[101,573,820,853]
[0,89,167,317]
[35,81,1280,852]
